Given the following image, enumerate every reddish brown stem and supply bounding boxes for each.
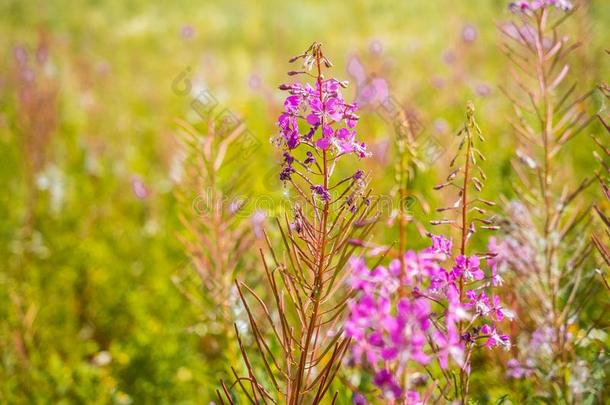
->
[291,45,330,405]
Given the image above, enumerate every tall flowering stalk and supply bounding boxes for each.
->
[429,102,507,402]
[174,118,258,380]
[218,43,376,403]
[592,83,610,291]
[12,36,58,235]
[498,1,602,400]
[393,111,431,278]
[346,103,511,403]
[8,34,59,368]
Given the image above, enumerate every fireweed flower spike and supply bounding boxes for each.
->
[219,43,377,404]
[346,104,511,403]
[275,47,369,196]
[498,1,603,400]
[428,102,511,403]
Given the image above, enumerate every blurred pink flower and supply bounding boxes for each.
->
[131,176,150,200]
[250,210,267,238]
[462,24,478,43]
[180,25,196,39]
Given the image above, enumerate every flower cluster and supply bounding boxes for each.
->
[277,78,366,152]
[345,256,434,402]
[346,235,512,402]
[276,78,368,182]
[273,44,372,212]
[506,323,581,382]
[507,358,535,379]
[509,0,572,12]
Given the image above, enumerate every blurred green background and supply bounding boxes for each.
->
[0,0,608,403]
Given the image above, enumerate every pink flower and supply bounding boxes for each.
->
[131,176,150,200]
[490,295,514,321]
[426,234,453,259]
[509,0,572,12]
[276,73,368,195]
[346,235,512,397]
[433,329,464,369]
[405,390,423,405]
[352,393,367,405]
[277,78,366,158]
[506,358,534,378]
[452,255,484,281]
[466,291,513,322]
[466,290,491,317]
[480,324,511,350]
[345,56,389,107]
[250,210,267,238]
[346,257,435,374]
[491,262,504,287]
[373,369,402,400]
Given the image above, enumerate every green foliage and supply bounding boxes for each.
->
[0,0,608,403]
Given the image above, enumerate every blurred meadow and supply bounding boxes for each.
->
[1,0,609,403]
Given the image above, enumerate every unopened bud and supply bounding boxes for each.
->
[348,238,365,247]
